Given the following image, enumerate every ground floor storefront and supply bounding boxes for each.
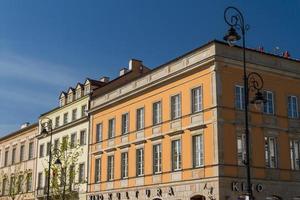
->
[87,177,300,200]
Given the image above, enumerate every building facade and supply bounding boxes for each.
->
[0,123,38,200]
[87,41,300,200]
[35,79,105,200]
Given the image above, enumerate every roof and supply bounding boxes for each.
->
[0,123,38,142]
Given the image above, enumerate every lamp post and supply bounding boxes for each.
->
[40,118,53,200]
[223,7,266,200]
[54,157,67,200]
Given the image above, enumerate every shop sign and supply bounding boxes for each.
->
[89,186,175,200]
[231,181,263,193]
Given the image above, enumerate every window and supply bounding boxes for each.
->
[55,116,60,128]
[84,85,90,95]
[12,147,16,164]
[28,142,34,160]
[171,94,181,120]
[81,105,87,117]
[26,173,32,192]
[153,101,162,125]
[4,150,8,167]
[193,134,204,167]
[71,133,77,148]
[60,97,65,107]
[121,113,129,134]
[136,148,144,176]
[54,139,59,151]
[237,134,246,165]
[263,91,274,115]
[69,165,75,185]
[63,113,68,124]
[96,123,102,142]
[153,144,162,174]
[80,130,86,146]
[20,144,25,162]
[2,178,7,195]
[76,89,81,99]
[288,96,299,118]
[62,136,68,149]
[68,93,73,103]
[18,175,24,193]
[290,140,300,170]
[46,142,51,156]
[265,137,277,168]
[60,167,66,186]
[72,109,77,121]
[79,163,85,183]
[95,158,101,183]
[191,87,203,113]
[171,139,181,171]
[108,118,115,139]
[10,176,15,193]
[39,144,44,158]
[107,155,114,181]
[235,85,245,110]
[121,152,128,179]
[37,172,43,189]
[136,108,145,130]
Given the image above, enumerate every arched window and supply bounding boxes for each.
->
[191,195,206,200]
[153,198,162,200]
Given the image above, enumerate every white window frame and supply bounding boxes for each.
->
[153,144,162,174]
[290,139,300,170]
[265,136,278,168]
[193,134,204,167]
[136,148,144,176]
[153,101,162,125]
[121,113,129,135]
[237,134,247,165]
[171,94,181,120]
[136,108,145,131]
[235,85,245,110]
[121,152,129,179]
[288,96,299,119]
[107,155,114,181]
[108,118,115,139]
[171,139,182,171]
[95,158,101,183]
[263,91,275,115]
[191,86,203,113]
[96,123,103,142]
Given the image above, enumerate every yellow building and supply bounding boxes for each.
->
[87,40,300,200]
[0,123,38,200]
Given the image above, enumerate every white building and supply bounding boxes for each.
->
[35,78,106,200]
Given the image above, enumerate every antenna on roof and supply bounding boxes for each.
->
[273,46,281,56]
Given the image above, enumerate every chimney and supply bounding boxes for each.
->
[258,46,264,53]
[100,76,110,83]
[283,51,291,58]
[20,122,30,129]
[129,59,143,71]
[119,68,128,76]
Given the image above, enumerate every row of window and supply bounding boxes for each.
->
[1,173,33,196]
[94,134,204,182]
[95,87,203,142]
[235,85,300,118]
[0,141,34,167]
[36,163,85,189]
[53,104,87,129]
[237,136,300,170]
[39,130,87,158]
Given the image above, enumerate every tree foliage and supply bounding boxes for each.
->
[44,136,83,200]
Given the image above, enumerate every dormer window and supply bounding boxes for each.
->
[84,85,90,95]
[60,97,66,107]
[67,94,73,103]
[76,89,82,99]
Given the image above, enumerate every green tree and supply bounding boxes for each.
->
[44,136,83,200]
[0,166,32,200]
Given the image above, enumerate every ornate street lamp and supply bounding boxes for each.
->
[40,118,53,200]
[223,6,266,200]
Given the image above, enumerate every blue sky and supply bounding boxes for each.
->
[0,0,299,136]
